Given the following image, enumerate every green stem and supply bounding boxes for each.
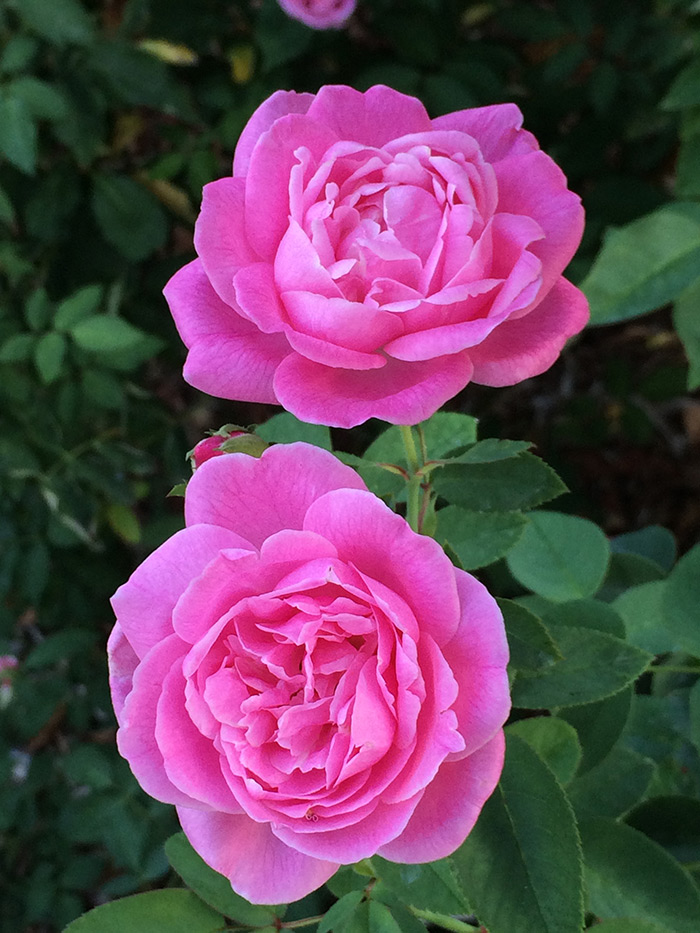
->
[280,915,326,929]
[410,906,480,932]
[400,425,422,533]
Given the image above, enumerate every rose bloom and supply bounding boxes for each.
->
[164,84,588,429]
[278,0,356,29]
[109,444,509,903]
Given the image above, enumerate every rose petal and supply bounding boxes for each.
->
[164,260,290,404]
[107,623,138,724]
[304,488,462,645]
[469,276,589,386]
[377,731,505,863]
[432,103,538,162]
[306,85,431,148]
[111,522,253,660]
[234,89,314,177]
[177,808,339,904]
[273,351,473,427]
[185,443,367,546]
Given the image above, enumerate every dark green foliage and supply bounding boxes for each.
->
[1,1,699,931]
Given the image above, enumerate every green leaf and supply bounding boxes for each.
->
[433,452,566,512]
[70,316,153,355]
[89,39,181,112]
[62,889,224,932]
[538,597,625,638]
[626,795,700,866]
[257,1,313,70]
[691,681,700,756]
[256,412,332,450]
[599,551,666,602]
[34,332,66,384]
[663,59,700,110]
[582,203,700,325]
[663,543,700,657]
[318,891,365,933]
[580,817,700,931]
[507,716,582,785]
[449,438,532,464]
[164,832,277,925]
[0,333,35,363]
[55,285,104,331]
[9,76,69,120]
[371,857,468,914]
[453,734,584,933]
[91,174,167,261]
[105,503,141,544]
[0,183,14,225]
[417,411,478,458]
[24,630,96,670]
[367,901,402,933]
[586,921,674,933]
[674,276,700,391]
[0,93,37,174]
[560,687,633,773]
[568,746,655,819]
[511,625,651,709]
[506,511,610,601]
[611,525,676,572]
[12,0,94,45]
[437,506,528,569]
[613,581,669,654]
[497,598,561,674]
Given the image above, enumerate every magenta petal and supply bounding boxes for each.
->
[156,662,241,811]
[432,103,538,162]
[285,327,387,370]
[493,150,584,295]
[164,260,290,404]
[446,571,510,758]
[260,528,338,564]
[177,808,338,904]
[377,731,505,863]
[111,523,253,660]
[107,623,138,725]
[233,262,286,334]
[245,114,338,260]
[234,90,314,177]
[283,289,402,352]
[469,277,589,386]
[117,634,204,808]
[271,792,422,862]
[273,352,473,427]
[194,178,259,306]
[303,488,461,645]
[306,84,431,148]
[185,443,366,547]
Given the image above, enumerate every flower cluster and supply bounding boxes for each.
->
[111,82,587,904]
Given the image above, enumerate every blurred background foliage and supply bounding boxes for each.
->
[1,0,700,929]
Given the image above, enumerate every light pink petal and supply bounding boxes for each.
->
[193,178,259,306]
[117,634,204,808]
[377,731,505,863]
[164,260,290,404]
[285,327,388,370]
[275,221,342,299]
[273,351,473,427]
[383,185,443,264]
[306,85,431,148]
[271,792,422,862]
[107,623,138,724]
[493,150,584,295]
[234,90,314,177]
[446,571,510,758]
[245,114,338,260]
[283,291,403,353]
[185,443,367,547]
[177,808,339,904]
[304,488,462,645]
[156,662,242,811]
[110,523,253,660]
[469,277,589,386]
[432,103,539,162]
[233,262,286,333]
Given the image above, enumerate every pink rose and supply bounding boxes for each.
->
[165,85,588,428]
[277,0,356,29]
[109,443,509,903]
